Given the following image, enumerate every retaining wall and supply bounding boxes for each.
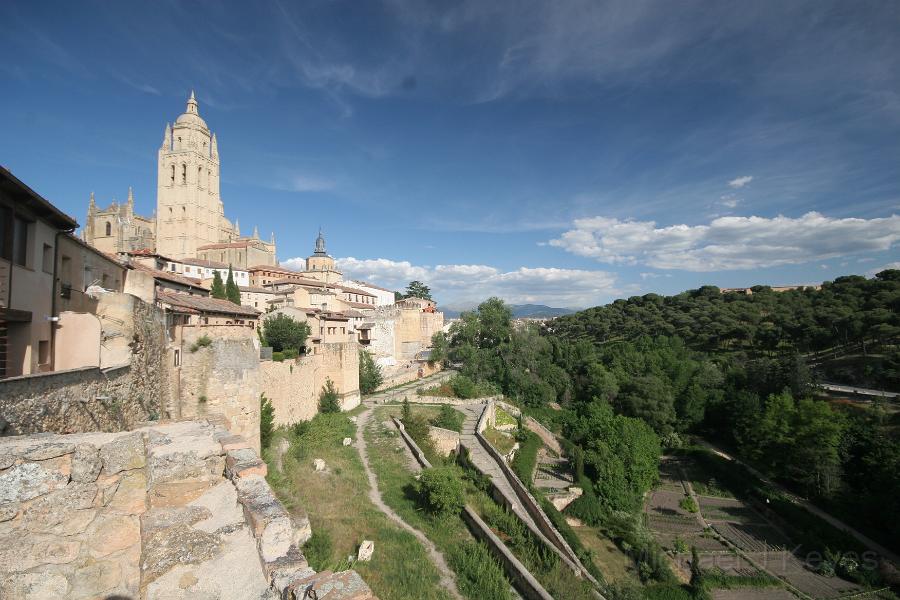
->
[461,506,555,600]
[391,416,433,469]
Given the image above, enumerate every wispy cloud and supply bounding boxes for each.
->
[268,172,336,193]
[111,71,160,95]
[549,212,900,271]
[728,176,754,189]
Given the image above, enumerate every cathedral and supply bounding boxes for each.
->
[84,92,277,267]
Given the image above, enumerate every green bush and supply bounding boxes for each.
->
[446,541,512,600]
[303,530,333,570]
[318,378,341,414]
[272,351,284,362]
[260,394,274,450]
[679,496,699,513]
[282,348,299,360]
[417,466,465,517]
[190,335,212,353]
[262,313,310,353]
[450,374,478,399]
[431,404,464,432]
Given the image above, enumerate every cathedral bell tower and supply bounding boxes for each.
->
[155,91,231,260]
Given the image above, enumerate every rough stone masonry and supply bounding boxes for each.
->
[0,420,377,600]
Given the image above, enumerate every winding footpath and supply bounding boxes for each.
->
[354,398,464,600]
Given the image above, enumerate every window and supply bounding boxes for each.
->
[38,340,50,365]
[102,273,109,287]
[170,164,175,184]
[105,221,112,236]
[174,349,181,367]
[182,164,187,184]
[12,217,28,267]
[198,166,203,187]
[41,243,53,273]
[83,266,93,289]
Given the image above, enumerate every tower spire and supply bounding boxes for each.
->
[211,132,218,159]
[127,186,134,205]
[88,192,95,212]
[234,218,240,237]
[253,225,259,239]
[186,90,198,115]
[162,122,171,150]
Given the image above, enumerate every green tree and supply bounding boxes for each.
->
[429,331,449,366]
[210,270,226,299]
[318,379,341,414]
[403,280,432,300]
[358,350,383,395]
[262,313,311,353]
[225,265,241,305]
[418,466,465,517]
[402,397,412,423]
[260,394,275,450]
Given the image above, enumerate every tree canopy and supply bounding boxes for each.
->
[262,313,311,353]
[210,270,226,299]
[225,265,241,305]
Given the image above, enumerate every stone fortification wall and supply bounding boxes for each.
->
[494,400,563,456]
[378,360,443,391]
[428,426,460,457]
[175,325,261,452]
[0,420,374,599]
[0,293,168,437]
[260,341,360,428]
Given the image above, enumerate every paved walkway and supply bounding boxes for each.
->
[458,405,543,535]
[354,399,463,600]
[365,370,456,404]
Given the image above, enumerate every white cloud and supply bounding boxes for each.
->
[280,256,620,308]
[273,174,335,193]
[867,261,900,277]
[549,212,900,272]
[719,194,740,208]
[728,176,754,189]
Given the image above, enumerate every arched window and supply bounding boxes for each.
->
[105,221,112,236]
[170,164,175,184]
[181,164,187,184]
[198,166,203,188]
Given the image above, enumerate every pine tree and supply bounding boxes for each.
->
[210,270,226,299]
[225,265,241,305]
[402,397,412,423]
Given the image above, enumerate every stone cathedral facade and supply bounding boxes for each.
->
[84,92,277,266]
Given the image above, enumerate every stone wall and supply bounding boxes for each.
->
[378,361,444,391]
[428,426,460,457]
[0,293,168,437]
[174,325,261,453]
[0,420,374,600]
[259,341,360,428]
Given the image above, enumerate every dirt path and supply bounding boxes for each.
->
[354,404,464,600]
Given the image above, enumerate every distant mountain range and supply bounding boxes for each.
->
[440,304,575,319]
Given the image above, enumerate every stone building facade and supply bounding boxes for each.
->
[82,188,155,254]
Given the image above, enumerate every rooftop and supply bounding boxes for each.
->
[157,289,260,317]
[0,165,78,230]
[131,263,209,290]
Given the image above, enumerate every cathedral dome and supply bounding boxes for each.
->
[174,91,208,130]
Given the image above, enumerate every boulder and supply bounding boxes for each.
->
[357,540,374,562]
[313,459,326,472]
[71,443,102,483]
[0,462,69,503]
[342,437,352,447]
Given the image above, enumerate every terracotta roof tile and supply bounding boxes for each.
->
[157,290,260,317]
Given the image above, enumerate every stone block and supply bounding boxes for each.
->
[71,559,122,598]
[0,536,81,572]
[219,434,252,452]
[356,540,374,562]
[107,469,148,515]
[313,458,326,472]
[86,513,140,558]
[22,441,76,461]
[0,461,69,503]
[148,480,217,508]
[283,569,376,600]
[233,474,309,563]
[71,443,102,483]
[0,571,70,599]
[22,482,98,536]
[99,432,146,475]
[342,437,352,446]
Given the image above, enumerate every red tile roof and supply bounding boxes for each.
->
[131,263,209,290]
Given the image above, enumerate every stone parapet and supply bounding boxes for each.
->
[0,420,375,600]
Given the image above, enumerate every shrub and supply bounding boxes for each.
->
[679,496,699,513]
[260,394,274,450]
[418,466,465,517]
[282,348,299,360]
[190,335,212,353]
[318,378,341,414]
[272,351,284,362]
[290,412,354,461]
[431,404,464,432]
[303,530,333,570]
[401,397,412,422]
[450,374,478,399]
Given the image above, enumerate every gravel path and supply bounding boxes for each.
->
[354,403,464,600]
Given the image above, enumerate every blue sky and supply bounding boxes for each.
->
[2,0,898,308]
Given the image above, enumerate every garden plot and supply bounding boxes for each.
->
[699,496,762,524]
[712,589,795,600]
[654,531,729,553]
[712,522,791,552]
[752,552,863,599]
[647,489,697,519]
